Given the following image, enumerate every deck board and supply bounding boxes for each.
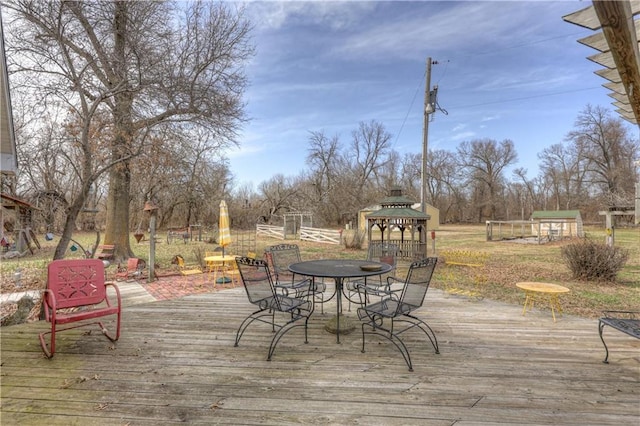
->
[1,286,638,425]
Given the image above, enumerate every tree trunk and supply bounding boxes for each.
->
[103,2,134,262]
[104,162,134,261]
[53,197,87,260]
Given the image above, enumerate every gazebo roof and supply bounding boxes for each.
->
[367,187,430,220]
[367,206,430,220]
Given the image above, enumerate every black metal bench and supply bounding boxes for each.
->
[598,311,640,363]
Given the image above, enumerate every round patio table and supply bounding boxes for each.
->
[204,255,236,284]
[289,259,392,343]
[516,282,570,322]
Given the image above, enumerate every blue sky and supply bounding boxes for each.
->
[227,1,627,188]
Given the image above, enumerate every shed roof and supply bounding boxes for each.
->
[531,210,581,219]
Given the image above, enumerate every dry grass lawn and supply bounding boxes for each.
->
[1,224,638,320]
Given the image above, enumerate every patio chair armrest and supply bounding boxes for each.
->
[274,284,292,296]
[291,277,312,288]
[275,278,312,297]
[602,310,640,319]
[354,281,393,297]
[386,275,404,286]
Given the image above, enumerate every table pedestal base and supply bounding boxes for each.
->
[324,314,357,335]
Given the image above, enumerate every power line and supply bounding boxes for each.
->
[391,70,423,149]
[448,86,602,110]
[471,31,586,56]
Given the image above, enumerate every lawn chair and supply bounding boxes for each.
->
[171,254,202,276]
[356,257,439,371]
[234,256,314,360]
[39,259,122,358]
[114,257,146,280]
[346,242,398,311]
[265,243,332,313]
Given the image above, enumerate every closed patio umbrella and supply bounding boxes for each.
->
[216,200,232,284]
[219,200,231,256]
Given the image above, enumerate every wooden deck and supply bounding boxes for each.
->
[1,283,638,425]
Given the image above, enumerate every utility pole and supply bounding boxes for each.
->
[421,57,432,214]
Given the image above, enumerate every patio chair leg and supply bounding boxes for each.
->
[598,320,610,364]
[39,328,55,358]
[267,321,308,361]
[404,315,439,354]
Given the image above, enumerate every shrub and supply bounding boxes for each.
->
[561,239,629,281]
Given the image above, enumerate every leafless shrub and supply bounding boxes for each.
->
[561,239,628,281]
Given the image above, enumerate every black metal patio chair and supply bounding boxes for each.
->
[234,256,314,361]
[346,241,398,311]
[265,243,333,313]
[356,257,439,371]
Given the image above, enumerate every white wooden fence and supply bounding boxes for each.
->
[300,226,342,245]
[256,224,342,245]
[256,224,284,240]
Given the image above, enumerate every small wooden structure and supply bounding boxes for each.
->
[599,205,636,246]
[283,212,313,238]
[365,188,430,260]
[564,2,640,125]
[531,210,584,240]
[359,201,439,232]
[0,192,40,253]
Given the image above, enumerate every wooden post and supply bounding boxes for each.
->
[144,201,159,283]
[148,211,156,282]
[421,57,432,215]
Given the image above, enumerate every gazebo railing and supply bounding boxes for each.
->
[369,239,426,259]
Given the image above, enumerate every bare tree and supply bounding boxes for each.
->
[256,174,302,224]
[537,143,587,211]
[5,0,253,260]
[427,149,465,223]
[565,105,639,207]
[346,120,392,193]
[306,130,340,204]
[457,139,518,220]
[512,167,543,219]
[304,121,393,225]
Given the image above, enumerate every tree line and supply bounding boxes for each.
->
[4,1,638,262]
[231,106,637,230]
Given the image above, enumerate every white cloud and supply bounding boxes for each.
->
[450,130,476,141]
[481,115,501,122]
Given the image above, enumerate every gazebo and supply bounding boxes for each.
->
[366,188,430,260]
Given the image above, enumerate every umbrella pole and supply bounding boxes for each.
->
[216,244,231,284]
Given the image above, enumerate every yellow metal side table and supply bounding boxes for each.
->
[516,282,570,322]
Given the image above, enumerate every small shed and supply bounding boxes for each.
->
[531,210,584,240]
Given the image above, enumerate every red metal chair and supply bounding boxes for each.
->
[39,259,122,358]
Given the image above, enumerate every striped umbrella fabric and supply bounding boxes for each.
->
[218,200,231,256]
